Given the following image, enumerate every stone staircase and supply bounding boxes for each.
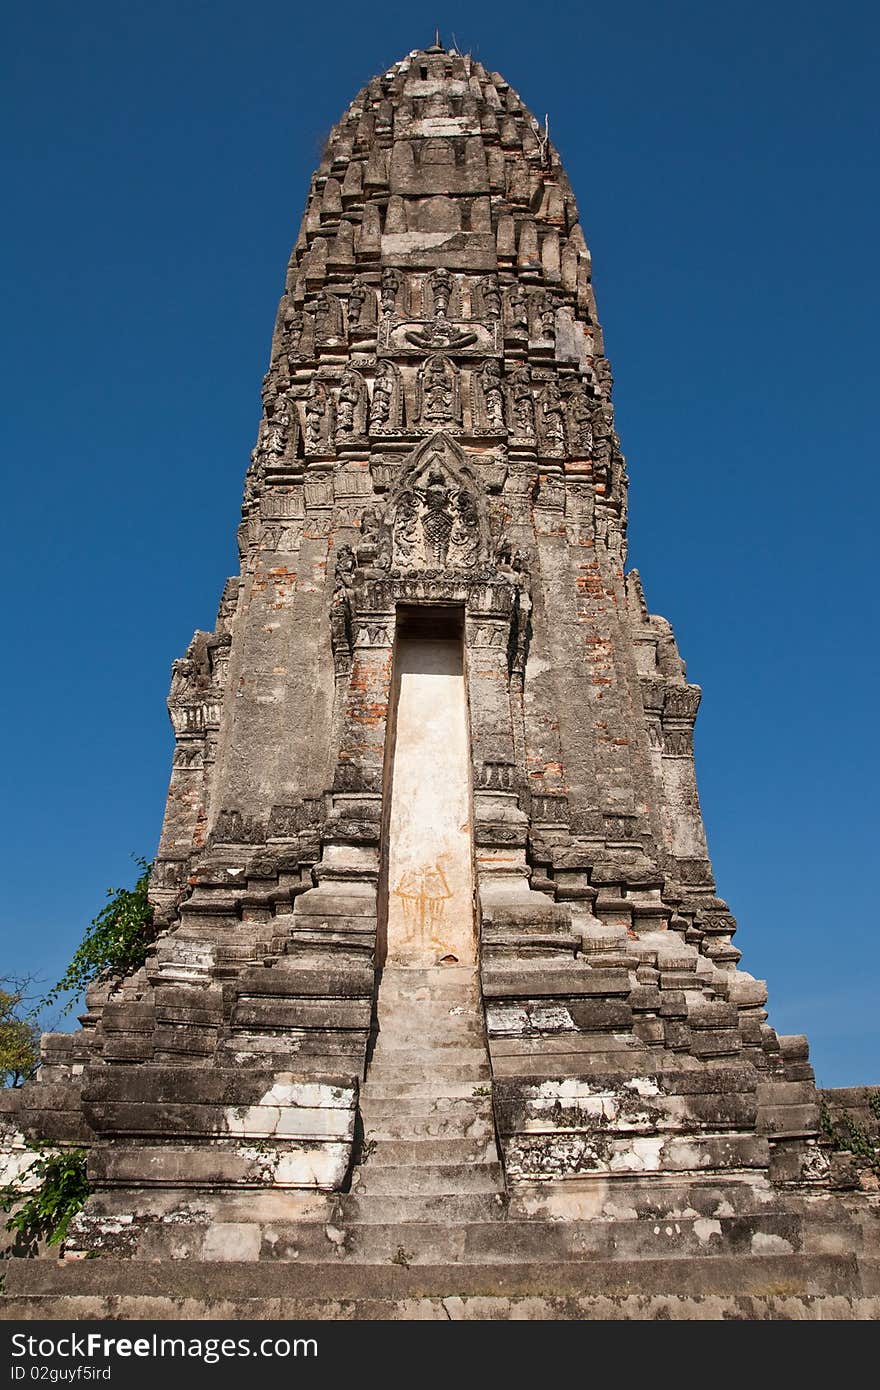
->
[348,964,506,1223]
[3,962,880,1318]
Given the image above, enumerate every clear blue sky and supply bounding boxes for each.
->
[2,1,877,1086]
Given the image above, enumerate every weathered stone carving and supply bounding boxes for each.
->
[380,267,402,316]
[356,505,392,574]
[304,380,334,454]
[313,290,345,345]
[506,283,528,332]
[254,391,298,464]
[591,397,616,485]
[507,361,536,440]
[278,301,305,359]
[347,275,376,332]
[478,274,502,322]
[537,381,567,456]
[330,543,356,675]
[567,381,594,455]
[387,434,489,573]
[532,290,556,341]
[427,268,454,318]
[472,358,506,433]
[335,368,369,439]
[416,354,461,427]
[369,359,405,433]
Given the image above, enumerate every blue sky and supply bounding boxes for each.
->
[2,1,878,1086]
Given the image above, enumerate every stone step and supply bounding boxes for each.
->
[351,1161,505,1196]
[339,1192,510,1224]
[356,1137,499,1165]
[369,1011,481,1034]
[371,1034,487,1053]
[153,1211,814,1265]
[6,1254,871,1304]
[362,1060,491,1082]
[6,1290,877,1320]
[357,1110,496,1142]
[366,1050,492,1070]
[359,1095,494,1125]
[360,1078,493,1099]
[374,976,480,1001]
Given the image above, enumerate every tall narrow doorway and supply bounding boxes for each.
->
[381,606,475,968]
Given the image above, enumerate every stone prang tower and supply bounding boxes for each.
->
[6,43,878,1319]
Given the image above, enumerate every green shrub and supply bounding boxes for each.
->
[43,859,154,1015]
[2,1146,90,1248]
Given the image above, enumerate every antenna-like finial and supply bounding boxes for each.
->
[426,28,444,53]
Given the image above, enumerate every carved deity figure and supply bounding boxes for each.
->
[392,489,420,565]
[336,368,368,438]
[421,465,455,566]
[592,398,615,483]
[508,362,535,438]
[356,505,391,572]
[305,381,331,453]
[511,548,533,676]
[258,393,293,459]
[330,544,356,669]
[428,268,454,318]
[347,276,371,330]
[418,355,458,426]
[369,359,402,433]
[535,290,556,341]
[568,383,594,454]
[478,359,506,432]
[313,291,343,344]
[539,381,566,454]
[479,275,502,322]
[279,302,304,358]
[507,284,528,331]
[451,487,481,568]
[389,444,487,574]
[381,267,401,316]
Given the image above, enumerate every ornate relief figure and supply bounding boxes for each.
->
[335,368,369,438]
[539,381,567,455]
[416,355,461,427]
[305,380,333,453]
[478,274,502,322]
[369,359,404,433]
[567,382,594,454]
[381,267,402,316]
[474,359,506,433]
[534,290,556,341]
[347,275,376,331]
[508,362,536,439]
[313,291,344,345]
[387,435,489,573]
[507,284,528,331]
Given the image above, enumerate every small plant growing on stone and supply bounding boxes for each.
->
[391,1245,411,1267]
[1,1145,90,1250]
[472,1084,491,1097]
[820,1102,880,1172]
[42,859,154,1015]
[360,1137,378,1163]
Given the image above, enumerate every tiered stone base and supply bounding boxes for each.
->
[3,962,878,1321]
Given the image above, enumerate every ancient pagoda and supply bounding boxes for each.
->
[4,41,878,1319]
